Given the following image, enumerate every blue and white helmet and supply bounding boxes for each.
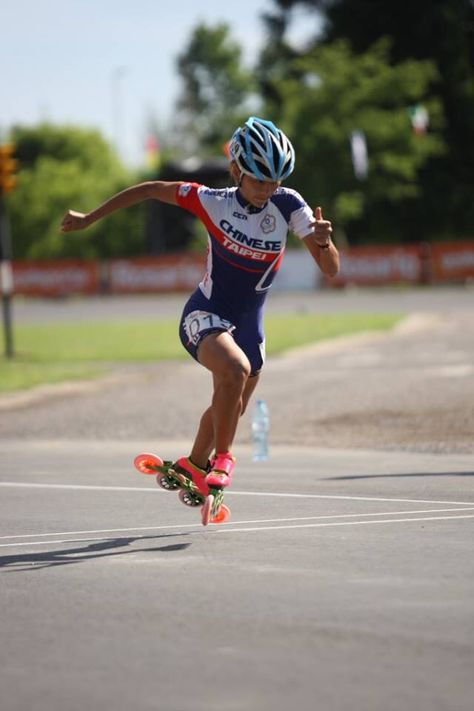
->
[229,116,295,182]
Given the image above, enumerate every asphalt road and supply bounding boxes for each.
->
[1,286,473,711]
[11,283,474,322]
[0,443,473,711]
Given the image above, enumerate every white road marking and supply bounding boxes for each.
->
[212,514,474,535]
[1,481,473,551]
[0,482,159,493]
[231,491,474,506]
[0,481,473,507]
[1,507,474,542]
[0,509,473,549]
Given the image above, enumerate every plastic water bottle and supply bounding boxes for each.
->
[252,399,270,461]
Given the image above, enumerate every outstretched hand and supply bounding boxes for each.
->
[60,210,90,233]
[312,206,333,246]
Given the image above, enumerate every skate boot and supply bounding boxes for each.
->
[200,452,235,526]
[172,457,210,499]
[206,451,236,488]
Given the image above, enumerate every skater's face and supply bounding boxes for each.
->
[231,162,281,208]
[241,174,281,208]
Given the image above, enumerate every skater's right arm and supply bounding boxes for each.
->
[60,181,182,233]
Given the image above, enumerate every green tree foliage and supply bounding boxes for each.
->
[264,0,474,238]
[175,23,256,153]
[8,124,145,259]
[256,9,300,117]
[278,40,444,242]
[321,0,474,235]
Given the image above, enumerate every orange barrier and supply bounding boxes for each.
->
[12,259,101,297]
[430,241,474,283]
[327,245,423,287]
[107,254,205,294]
[10,242,474,296]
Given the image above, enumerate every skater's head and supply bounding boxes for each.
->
[229,117,295,208]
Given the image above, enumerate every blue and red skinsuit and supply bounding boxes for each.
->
[176,183,314,374]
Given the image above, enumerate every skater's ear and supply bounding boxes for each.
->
[229,161,242,186]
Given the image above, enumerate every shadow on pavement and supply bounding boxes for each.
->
[327,471,474,481]
[0,533,193,573]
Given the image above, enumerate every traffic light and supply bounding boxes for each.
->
[0,144,18,194]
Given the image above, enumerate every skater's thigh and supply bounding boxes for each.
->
[197,331,251,378]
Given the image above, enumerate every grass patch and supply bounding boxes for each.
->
[0,313,401,393]
[0,361,106,393]
[265,313,401,354]
[12,319,182,363]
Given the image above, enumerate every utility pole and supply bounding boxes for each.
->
[0,143,17,359]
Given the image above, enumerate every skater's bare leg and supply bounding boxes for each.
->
[198,332,250,453]
[190,332,260,462]
[190,373,259,468]
[189,408,214,469]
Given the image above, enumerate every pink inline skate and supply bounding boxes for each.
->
[206,451,236,487]
[200,451,236,525]
[133,453,231,526]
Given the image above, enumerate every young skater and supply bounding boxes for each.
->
[61,116,339,515]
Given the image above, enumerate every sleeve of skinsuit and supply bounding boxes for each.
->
[273,188,315,239]
[175,182,204,215]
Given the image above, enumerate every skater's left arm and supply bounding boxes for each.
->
[302,206,339,277]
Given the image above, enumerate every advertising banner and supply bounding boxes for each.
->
[430,241,474,282]
[10,241,474,297]
[107,255,206,294]
[327,245,423,287]
[13,260,101,296]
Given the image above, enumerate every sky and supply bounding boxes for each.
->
[1,0,320,166]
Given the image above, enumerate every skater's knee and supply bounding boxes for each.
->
[229,359,251,386]
[220,358,251,390]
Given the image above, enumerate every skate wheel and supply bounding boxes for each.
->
[178,488,202,507]
[201,495,214,526]
[134,452,164,475]
[157,474,180,491]
[210,504,231,524]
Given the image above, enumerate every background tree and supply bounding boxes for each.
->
[263,0,474,239]
[175,22,256,154]
[278,40,444,244]
[9,124,145,259]
[256,7,300,117]
[322,0,474,236]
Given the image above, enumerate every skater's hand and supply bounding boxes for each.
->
[311,206,333,247]
[60,210,91,233]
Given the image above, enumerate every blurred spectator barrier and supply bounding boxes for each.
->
[13,259,101,297]
[327,245,424,287]
[10,241,474,297]
[430,242,474,283]
[108,255,206,293]
[325,241,474,288]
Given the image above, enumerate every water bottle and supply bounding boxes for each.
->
[252,399,270,461]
